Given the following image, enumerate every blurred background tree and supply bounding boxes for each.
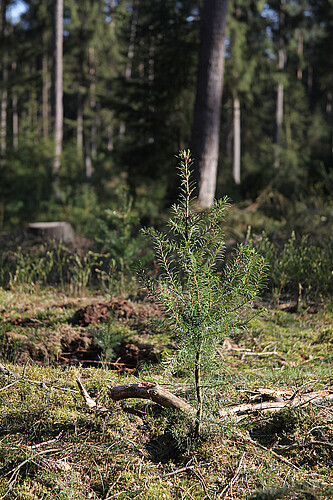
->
[0,0,332,236]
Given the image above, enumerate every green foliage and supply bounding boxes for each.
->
[248,230,333,303]
[141,151,267,434]
[97,185,150,292]
[0,241,105,294]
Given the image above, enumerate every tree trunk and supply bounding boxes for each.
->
[1,51,8,155]
[274,0,285,169]
[42,31,50,140]
[233,96,241,185]
[12,61,18,150]
[297,31,303,81]
[274,48,285,169]
[52,0,63,179]
[77,86,84,158]
[89,47,97,163]
[191,0,229,208]
[119,0,139,138]
[0,0,8,156]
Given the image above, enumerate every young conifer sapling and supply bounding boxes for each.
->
[142,150,267,436]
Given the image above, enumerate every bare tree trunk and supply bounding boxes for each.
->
[119,0,139,138]
[52,0,63,179]
[274,48,285,169]
[274,0,285,170]
[12,61,18,150]
[297,31,303,81]
[125,0,139,81]
[233,96,241,185]
[89,47,97,163]
[42,31,50,140]
[191,0,229,208]
[85,130,92,178]
[1,52,8,155]
[0,0,8,156]
[77,86,83,158]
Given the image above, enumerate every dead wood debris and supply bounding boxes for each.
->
[221,389,333,420]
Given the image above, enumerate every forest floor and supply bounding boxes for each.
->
[0,287,332,499]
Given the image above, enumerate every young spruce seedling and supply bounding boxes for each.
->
[142,150,267,436]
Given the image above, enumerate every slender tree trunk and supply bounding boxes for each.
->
[12,61,18,150]
[77,86,84,158]
[1,50,8,155]
[42,31,50,140]
[274,48,285,169]
[119,0,139,138]
[107,124,114,151]
[0,0,8,156]
[191,0,229,208]
[84,130,92,178]
[297,31,303,81]
[225,98,232,159]
[52,0,63,179]
[194,349,202,438]
[89,47,97,163]
[125,0,139,81]
[233,95,241,184]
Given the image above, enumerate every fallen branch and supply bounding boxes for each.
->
[221,390,333,420]
[219,451,245,498]
[108,382,195,412]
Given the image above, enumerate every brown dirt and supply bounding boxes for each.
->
[70,299,137,326]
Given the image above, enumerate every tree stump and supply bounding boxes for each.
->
[28,222,75,243]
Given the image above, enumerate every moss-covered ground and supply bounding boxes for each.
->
[0,289,332,499]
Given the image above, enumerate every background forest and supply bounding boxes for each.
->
[0,0,332,236]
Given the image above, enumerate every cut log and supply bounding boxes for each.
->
[28,222,75,243]
[108,382,195,412]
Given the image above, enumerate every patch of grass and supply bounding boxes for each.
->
[0,287,332,498]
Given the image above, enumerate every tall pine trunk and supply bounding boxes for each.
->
[0,0,8,156]
[52,0,63,180]
[119,0,139,138]
[274,48,285,169]
[191,0,229,208]
[12,61,18,150]
[42,31,50,140]
[233,96,241,185]
[274,1,285,170]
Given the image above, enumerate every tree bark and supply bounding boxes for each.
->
[89,46,97,164]
[52,0,63,178]
[233,96,241,185]
[108,382,195,412]
[274,1,285,170]
[42,31,50,140]
[0,0,8,156]
[191,0,229,208]
[274,48,285,169]
[12,61,18,150]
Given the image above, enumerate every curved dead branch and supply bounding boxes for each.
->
[108,382,195,412]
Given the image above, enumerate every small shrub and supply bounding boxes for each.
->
[248,230,333,304]
[141,150,267,436]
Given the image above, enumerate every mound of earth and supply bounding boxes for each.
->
[70,299,137,326]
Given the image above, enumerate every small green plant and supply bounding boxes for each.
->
[98,185,148,292]
[95,259,122,362]
[141,150,267,436]
[248,230,333,305]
